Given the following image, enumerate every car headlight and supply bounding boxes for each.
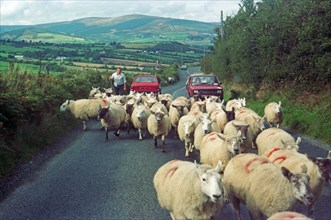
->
[216,90,222,93]
[193,90,199,94]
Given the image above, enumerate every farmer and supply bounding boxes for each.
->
[109,67,127,95]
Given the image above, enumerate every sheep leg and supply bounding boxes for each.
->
[138,128,143,140]
[161,135,166,152]
[83,121,87,131]
[185,142,189,157]
[114,124,122,137]
[105,127,109,142]
[127,122,131,134]
[153,136,157,148]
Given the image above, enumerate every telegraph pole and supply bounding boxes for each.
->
[220,10,224,42]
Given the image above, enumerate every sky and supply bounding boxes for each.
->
[0,0,242,25]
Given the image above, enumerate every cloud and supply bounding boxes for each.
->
[0,0,241,25]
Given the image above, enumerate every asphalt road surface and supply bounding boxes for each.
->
[0,67,330,220]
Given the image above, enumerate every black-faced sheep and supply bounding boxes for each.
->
[60,99,108,130]
[97,103,126,141]
[154,160,224,220]
[223,153,314,220]
[263,101,283,128]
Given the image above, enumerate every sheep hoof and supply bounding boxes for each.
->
[114,132,120,137]
[161,148,166,153]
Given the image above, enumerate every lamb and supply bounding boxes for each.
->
[263,148,331,202]
[153,160,224,220]
[263,101,283,128]
[177,114,199,157]
[223,120,253,153]
[60,98,108,130]
[97,103,126,141]
[193,115,220,151]
[256,127,301,156]
[267,211,312,220]
[222,153,314,220]
[200,131,242,171]
[147,106,171,152]
[131,105,151,140]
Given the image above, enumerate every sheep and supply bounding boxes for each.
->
[131,105,151,140]
[169,98,189,138]
[60,98,108,130]
[263,148,331,203]
[147,106,171,152]
[123,98,136,134]
[210,108,228,132]
[153,160,224,220]
[200,131,242,171]
[158,93,174,111]
[267,211,312,220]
[235,107,265,147]
[225,98,245,112]
[150,101,169,115]
[224,120,253,153]
[89,87,104,99]
[97,103,126,141]
[190,100,206,113]
[177,114,199,157]
[205,97,224,114]
[193,115,220,151]
[222,153,314,220]
[256,127,301,156]
[263,101,283,128]
[103,87,113,97]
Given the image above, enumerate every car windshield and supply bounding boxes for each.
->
[192,76,217,85]
[135,76,156,83]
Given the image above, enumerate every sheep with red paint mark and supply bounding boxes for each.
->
[263,148,331,204]
[267,211,312,220]
[263,101,283,128]
[210,108,228,132]
[223,153,314,219]
[193,115,220,151]
[200,131,242,171]
[153,160,224,220]
[256,127,301,156]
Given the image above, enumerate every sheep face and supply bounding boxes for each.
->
[217,131,242,155]
[184,120,196,137]
[253,115,265,132]
[196,161,223,202]
[281,165,314,208]
[233,122,249,141]
[154,111,165,124]
[281,137,301,151]
[60,100,70,112]
[200,117,212,134]
[98,107,109,120]
[89,87,101,97]
[136,106,147,120]
[308,151,331,184]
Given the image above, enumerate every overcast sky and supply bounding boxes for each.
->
[0,0,242,25]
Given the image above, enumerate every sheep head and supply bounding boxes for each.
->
[195,160,223,203]
[217,131,242,155]
[98,106,110,120]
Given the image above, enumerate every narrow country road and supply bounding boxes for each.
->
[0,67,330,220]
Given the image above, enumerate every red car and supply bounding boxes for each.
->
[186,74,223,99]
[130,75,161,93]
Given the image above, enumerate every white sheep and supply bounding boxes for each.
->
[263,101,283,128]
[193,115,220,151]
[153,160,224,220]
[190,100,206,113]
[200,131,242,171]
[263,148,331,203]
[131,105,151,140]
[60,98,108,130]
[97,103,126,141]
[205,97,224,114]
[147,107,171,152]
[210,108,228,132]
[225,98,245,112]
[256,127,301,156]
[89,87,102,98]
[223,120,253,153]
[177,114,199,157]
[267,211,312,220]
[158,93,174,111]
[169,97,189,138]
[223,153,314,219]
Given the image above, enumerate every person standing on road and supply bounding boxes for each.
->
[109,67,127,95]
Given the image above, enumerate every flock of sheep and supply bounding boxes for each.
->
[60,86,331,220]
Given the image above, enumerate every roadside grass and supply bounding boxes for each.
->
[223,81,331,147]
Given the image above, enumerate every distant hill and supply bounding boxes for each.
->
[0,14,218,44]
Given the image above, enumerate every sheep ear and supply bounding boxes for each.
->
[216,133,226,141]
[278,101,281,107]
[281,167,293,180]
[214,160,223,173]
[296,137,301,145]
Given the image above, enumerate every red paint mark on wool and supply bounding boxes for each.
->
[210,137,216,141]
[273,156,286,164]
[102,99,107,105]
[166,167,178,177]
[267,148,281,158]
[244,157,269,173]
